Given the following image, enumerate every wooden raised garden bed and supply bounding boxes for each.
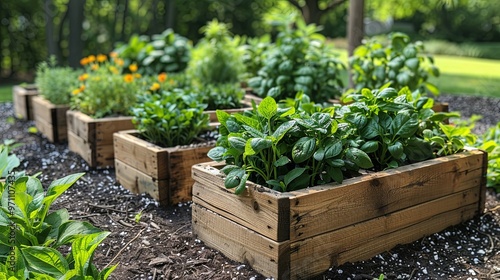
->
[114,130,215,206]
[32,96,69,143]
[67,110,134,168]
[191,149,487,279]
[204,101,252,123]
[12,84,39,120]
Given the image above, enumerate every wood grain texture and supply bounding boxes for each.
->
[32,96,69,142]
[192,204,290,279]
[13,85,38,120]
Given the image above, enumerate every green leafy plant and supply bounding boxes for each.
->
[0,140,21,179]
[476,122,500,191]
[340,86,468,170]
[241,35,272,82]
[208,94,357,193]
[200,83,245,110]
[187,19,246,85]
[348,32,440,97]
[0,169,116,279]
[131,88,210,147]
[247,18,345,102]
[70,53,144,118]
[35,56,82,105]
[208,87,471,194]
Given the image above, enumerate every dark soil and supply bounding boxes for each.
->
[1,93,500,280]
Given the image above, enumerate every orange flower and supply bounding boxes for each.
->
[129,63,138,73]
[97,54,107,62]
[87,55,96,63]
[158,73,167,83]
[149,83,160,91]
[115,58,124,67]
[78,73,89,81]
[91,64,99,71]
[110,51,118,58]
[80,57,89,66]
[79,84,85,91]
[124,74,134,83]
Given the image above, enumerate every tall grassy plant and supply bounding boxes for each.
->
[35,57,82,105]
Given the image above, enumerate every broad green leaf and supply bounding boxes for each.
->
[404,138,434,162]
[360,141,379,153]
[45,209,70,241]
[226,120,241,133]
[234,173,249,195]
[360,118,380,139]
[404,58,419,70]
[22,246,68,277]
[258,96,277,120]
[56,221,102,247]
[388,141,404,159]
[207,147,226,162]
[323,138,343,159]
[242,125,266,138]
[346,148,374,169]
[377,88,398,99]
[326,158,344,167]
[72,232,110,276]
[327,166,343,184]
[391,112,418,138]
[284,168,306,186]
[425,82,440,96]
[98,264,118,280]
[233,114,260,129]
[228,137,246,153]
[271,120,296,143]
[44,174,85,210]
[292,137,316,164]
[274,156,291,167]
[313,147,325,161]
[250,138,272,154]
[215,110,230,126]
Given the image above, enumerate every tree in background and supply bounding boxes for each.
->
[287,0,347,25]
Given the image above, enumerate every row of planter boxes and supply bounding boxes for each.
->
[13,86,488,279]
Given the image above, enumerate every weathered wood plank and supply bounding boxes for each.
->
[66,110,94,142]
[192,163,291,241]
[95,144,115,167]
[288,150,485,241]
[32,96,69,142]
[67,131,93,164]
[13,85,38,120]
[95,118,134,145]
[192,204,290,279]
[114,131,167,178]
[289,188,480,278]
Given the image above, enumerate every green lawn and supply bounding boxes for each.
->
[0,83,14,103]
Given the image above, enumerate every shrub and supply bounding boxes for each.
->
[114,29,191,75]
[35,57,82,105]
[187,19,246,85]
[348,32,440,96]
[247,18,345,102]
[70,53,144,118]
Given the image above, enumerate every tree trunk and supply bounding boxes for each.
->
[120,0,129,42]
[165,0,175,29]
[44,0,58,61]
[347,0,364,88]
[68,0,84,68]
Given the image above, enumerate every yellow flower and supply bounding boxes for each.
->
[110,52,118,58]
[80,57,89,66]
[115,58,124,67]
[78,73,89,81]
[79,84,86,91]
[97,54,107,62]
[129,63,138,73]
[91,64,99,71]
[87,55,96,63]
[134,73,142,78]
[72,88,80,95]
[124,74,134,83]
[149,83,160,91]
[158,73,167,83]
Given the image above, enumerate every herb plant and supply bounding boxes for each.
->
[207,95,360,193]
[247,18,345,102]
[477,122,500,191]
[187,19,246,85]
[35,56,82,105]
[131,88,210,147]
[70,53,143,118]
[348,32,440,96]
[114,29,191,75]
[200,83,245,110]
[0,170,116,279]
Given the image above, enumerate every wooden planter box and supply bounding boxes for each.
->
[12,85,39,120]
[67,110,134,168]
[32,96,69,143]
[191,149,487,279]
[114,130,215,206]
[204,102,252,123]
